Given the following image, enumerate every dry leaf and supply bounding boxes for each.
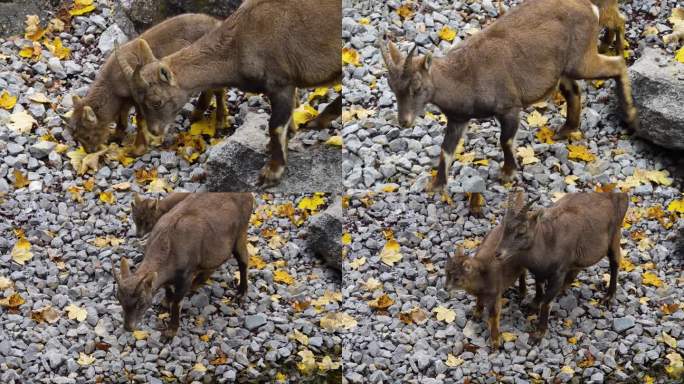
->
[13,169,29,189]
[535,126,555,144]
[8,110,36,133]
[0,91,17,110]
[642,272,663,287]
[65,303,87,321]
[31,305,61,324]
[368,293,394,310]
[397,4,414,19]
[99,191,115,204]
[348,257,366,269]
[517,146,539,165]
[319,312,357,331]
[433,306,456,323]
[274,269,295,285]
[445,354,464,367]
[342,47,361,66]
[296,349,316,375]
[567,145,596,162]
[11,235,33,265]
[526,110,548,127]
[363,277,382,291]
[70,0,96,16]
[380,239,402,266]
[438,26,456,41]
[325,135,343,147]
[77,352,96,366]
[0,292,25,309]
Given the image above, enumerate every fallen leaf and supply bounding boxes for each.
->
[560,365,574,376]
[70,0,96,16]
[642,25,659,36]
[659,332,677,348]
[317,356,340,372]
[65,303,87,322]
[567,145,596,162]
[661,303,680,315]
[189,118,216,137]
[433,306,456,323]
[438,26,457,41]
[368,293,394,310]
[642,272,663,287]
[249,255,266,269]
[274,269,295,285]
[397,4,414,19]
[11,235,33,265]
[445,354,464,367]
[535,126,555,144]
[0,277,12,290]
[319,312,357,331]
[147,178,170,193]
[620,258,635,272]
[501,332,517,342]
[111,182,131,191]
[8,110,36,133]
[363,277,382,291]
[77,352,96,366]
[192,363,207,373]
[68,147,105,175]
[296,349,316,375]
[341,232,352,245]
[292,329,309,345]
[325,135,343,147]
[31,305,61,324]
[666,352,684,379]
[99,191,115,204]
[0,91,17,109]
[29,93,51,104]
[517,146,539,165]
[44,37,70,60]
[380,239,402,266]
[399,306,428,325]
[297,193,326,213]
[348,257,366,269]
[677,46,684,64]
[24,15,46,41]
[13,169,30,189]
[0,292,25,309]
[526,110,548,127]
[342,47,361,66]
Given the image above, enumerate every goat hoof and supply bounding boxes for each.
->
[500,169,517,184]
[129,145,147,157]
[163,327,178,339]
[427,179,445,193]
[600,296,614,308]
[553,126,578,141]
[490,337,501,350]
[529,331,545,345]
[258,162,285,187]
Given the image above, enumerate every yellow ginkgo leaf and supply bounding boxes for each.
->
[249,255,266,269]
[535,126,555,144]
[527,110,548,127]
[68,147,105,175]
[501,332,517,342]
[341,232,352,245]
[0,91,17,110]
[24,15,46,41]
[642,272,663,287]
[132,330,148,340]
[517,146,539,165]
[379,239,402,266]
[65,303,88,322]
[445,354,464,367]
[438,26,456,41]
[298,193,326,212]
[433,306,456,323]
[325,135,343,147]
[567,145,596,162]
[274,269,295,285]
[11,236,33,265]
[44,37,70,60]
[77,353,96,366]
[70,0,96,16]
[292,104,319,128]
[99,191,116,204]
[667,199,684,214]
[342,47,361,66]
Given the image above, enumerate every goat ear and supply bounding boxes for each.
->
[133,193,142,206]
[159,64,176,85]
[112,267,121,286]
[72,95,82,106]
[120,257,131,279]
[387,41,403,66]
[423,53,433,72]
[135,39,157,65]
[83,106,97,124]
[142,272,157,293]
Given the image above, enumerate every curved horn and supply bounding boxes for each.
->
[114,42,149,96]
[403,44,417,72]
[519,195,541,215]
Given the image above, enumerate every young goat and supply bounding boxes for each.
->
[446,229,532,348]
[69,14,226,155]
[113,193,253,336]
[116,0,341,186]
[131,192,189,237]
[494,191,628,343]
[381,0,638,191]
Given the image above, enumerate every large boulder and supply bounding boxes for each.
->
[204,112,342,193]
[628,47,684,150]
[117,0,243,33]
[306,197,342,275]
[0,0,58,38]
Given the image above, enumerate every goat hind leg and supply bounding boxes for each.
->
[498,109,521,182]
[233,228,250,300]
[429,119,468,191]
[190,91,213,122]
[258,88,295,186]
[554,77,582,140]
[531,274,564,344]
[213,89,231,135]
[601,236,621,306]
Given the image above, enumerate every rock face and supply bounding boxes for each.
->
[117,0,243,33]
[306,197,342,275]
[205,112,342,193]
[628,48,684,150]
[0,0,58,37]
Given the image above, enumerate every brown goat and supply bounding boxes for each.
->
[113,193,253,336]
[116,0,341,186]
[69,13,226,155]
[446,230,534,348]
[131,192,189,237]
[381,0,638,191]
[494,191,628,343]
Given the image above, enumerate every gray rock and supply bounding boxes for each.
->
[29,141,56,159]
[306,197,342,274]
[204,112,341,193]
[244,314,267,331]
[613,316,635,333]
[98,24,129,55]
[119,0,243,33]
[628,48,684,150]
[48,58,66,79]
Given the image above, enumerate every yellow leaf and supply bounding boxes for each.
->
[70,0,96,16]
[668,199,684,213]
[517,146,539,165]
[319,312,357,331]
[535,126,555,144]
[342,47,361,66]
[564,175,579,185]
[297,193,326,212]
[325,135,343,147]
[24,15,46,41]
[44,37,70,60]
[189,118,216,137]
[275,372,287,382]
[659,331,677,348]
[341,232,351,245]
[676,46,684,64]
[620,258,635,272]
[501,332,517,342]
[292,329,309,345]
[83,178,95,192]
[65,303,87,321]
[77,352,96,366]
[0,292,25,309]
[473,159,489,166]
[0,277,12,290]
[642,25,659,37]
[368,293,394,310]
[438,26,456,41]
[445,354,464,367]
[99,191,115,204]
[307,87,329,102]
[397,4,414,19]
[317,356,340,372]
[8,110,36,133]
[249,255,266,269]
[382,184,398,192]
[644,375,655,384]
[274,269,294,285]
[527,110,548,127]
[192,363,207,373]
[13,169,29,189]
[292,103,319,129]
[296,349,316,375]
[67,186,84,202]
[0,91,17,110]
[358,17,370,25]
[666,352,684,379]
[11,236,33,265]
[147,178,170,193]
[29,93,51,104]
[132,330,148,340]
[567,145,596,162]
[591,80,605,88]
[568,336,578,344]
[462,238,481,250]
[433,306,456,323]
[348,256,366,269]
[642,272,663,287]
[68,147,105,175]
[380,239,402,266]
[363,277,382,291]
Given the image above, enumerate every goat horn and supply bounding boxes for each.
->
[403,44,417,72]
[114,42,148,94]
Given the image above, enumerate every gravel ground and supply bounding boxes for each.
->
[0,1,341,382]
[341,0,683,383]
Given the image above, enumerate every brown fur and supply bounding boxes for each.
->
[113,193,254,336]
[69,13,225,154]
[381,0,638,191]
[118,0,342,186]
[131,192,190,237]
[445,228,531,348]
[495,191,628,343]
[592,0,626,56]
